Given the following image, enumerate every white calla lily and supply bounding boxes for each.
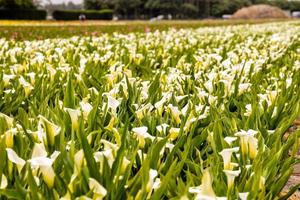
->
[88,178,107,200]
[235,129,258,159]
[219,147,239,170]
[79,101,93,120]
[38,115,61,147]
[28,143,60,188]
[224,137,237,146]
[223,169,240,189]
[6,148,26,172]
[0,175,7,189]
[5,128,17,148]
[132,126,155,148]
[65,108,81,131]
[0,113,14,128]
[238,192,249,200]
[167,104,181,124]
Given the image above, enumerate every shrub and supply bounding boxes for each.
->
[0,9,47,20]
[52,9,113,20]
[232,4,290,19]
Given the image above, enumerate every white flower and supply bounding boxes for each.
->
[106,94,120,113]
[79,101,93,120]
[189,169,216,199]
[244,104,252,117]
[0,113,14,128]
[223,169,240,189]
[65,108,81,131]
[135,103,154,120]
[219,147,239,170]
[238,83,251,95]
[156,123,169,134]
[6,148,26,172]
[224,137,237,146]
[3,74,16,86]
[235,129,258,159]
[5,128,17,148]
[238,192,249,200]
[168,127,180,141]
[74,149,85,175]
[132,126,154,148]
[0,175,7,189]
[154,94,170,115]
[146,169,158,192]
[94,149,115,172]
[88,178,107,200]
[167,104,181,124]
[38,115,61,147]
[19,76,34,97]
[28,143,60,188]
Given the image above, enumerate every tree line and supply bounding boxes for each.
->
[1,0,299,19]
[84,0,300,19]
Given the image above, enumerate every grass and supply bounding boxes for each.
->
[0,18,296,41]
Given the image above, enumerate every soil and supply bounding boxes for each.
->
[281,118,300,199]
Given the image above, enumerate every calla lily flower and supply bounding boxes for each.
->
[238,192,249,200]
[235,129,258,159]
[65,108,81,131]
[224,137,237,146]
[28,143,60,188]
[19,76,34,97]
[106,94,120,113]
[167,104,181,124]
[189,169,216,199]
[88,178,107,200]
[132,126,155,148]
[156,123,169,134]
[74,149,85,175]
[219,147,239,170]
[3,74,16,86]
[0,175,7,189]
[28,144,59,188]
[0,113,14,128]
[168,127,180,141]
[94,149,115,170]
[6,148,26,173]
[223,169,240,189]
[135,103,154,120]
[244,104,252,117]
[146,169,158,192]
[5,128,17,148]
[38,115,61,147]
[79,101,93,120]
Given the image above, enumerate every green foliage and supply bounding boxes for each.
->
[0,22,299,199]
[0,0,36,9]
[0,9,46,20]
[52,9,113,20]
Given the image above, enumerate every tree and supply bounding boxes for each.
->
[115,0,142,19]
[181,3,199,18]
[84,0,115,10]
[212,0,251,16]
[0,0,36,9]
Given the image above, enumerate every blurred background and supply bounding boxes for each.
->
[0,0,299,40]
[0,0,299,20]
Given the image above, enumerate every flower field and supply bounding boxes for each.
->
[0,22,299,199]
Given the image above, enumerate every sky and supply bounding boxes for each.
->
[41,0,83,5]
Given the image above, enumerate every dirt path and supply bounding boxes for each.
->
[282,118,300,199]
